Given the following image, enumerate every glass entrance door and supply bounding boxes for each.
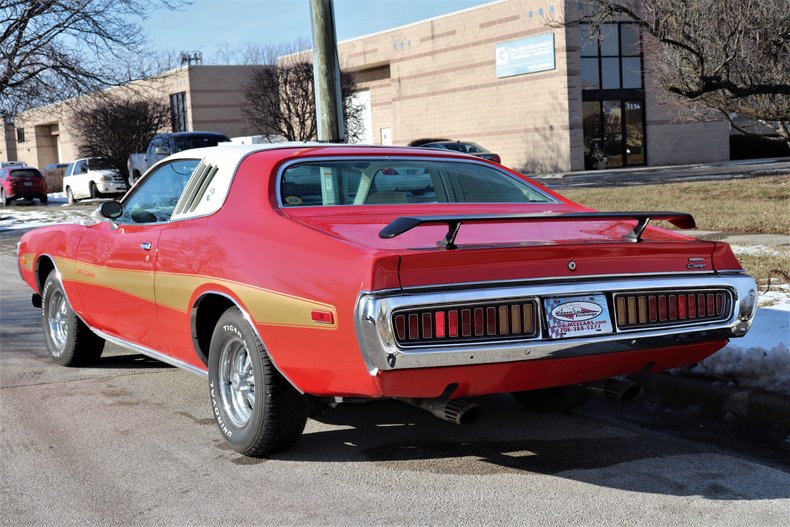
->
[624,100,645,165]
[582,100,646,169]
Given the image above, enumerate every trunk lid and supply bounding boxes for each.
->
[284,205,718,288]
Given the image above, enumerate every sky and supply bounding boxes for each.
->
[144,0,494,63]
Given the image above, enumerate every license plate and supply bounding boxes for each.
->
[24,181,32,186]
[544,294,613,338]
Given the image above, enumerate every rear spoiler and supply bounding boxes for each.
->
[379,212,696,249]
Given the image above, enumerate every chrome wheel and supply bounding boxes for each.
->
[47,289,69,352]
[218,336,255,427]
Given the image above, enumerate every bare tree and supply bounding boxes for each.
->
[71,94,170,182]
[562,0,790,144]
[0,0,187,117]
[239,43,364,143]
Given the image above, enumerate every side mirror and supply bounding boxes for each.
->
[100,201,123,220]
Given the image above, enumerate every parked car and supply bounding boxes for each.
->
[128,131,231,184]
[1,160,29,168]
[63,158,128,204]
[419,140,501,164]
[17,144,757,457]
[1,165,47,205]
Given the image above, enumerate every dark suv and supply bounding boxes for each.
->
[1,166,48,206]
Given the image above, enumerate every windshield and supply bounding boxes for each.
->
[431,142,488,154]
[280,159,554,207]
[173,135,230,153]
[88,158,114,170]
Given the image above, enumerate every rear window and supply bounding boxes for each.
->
[173,135,230,153]
[9,169,41,178]
[279,159,554,207]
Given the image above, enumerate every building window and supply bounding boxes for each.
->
[580,23,646,169]
[170,92,188,132]
[16,127,25,143]
[581,23,643,91]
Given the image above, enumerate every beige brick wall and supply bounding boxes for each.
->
[642,56,729,165]
[187,66,256,136]
[2,66,257,168]
[342,0,731,172]
[342,0,575,173]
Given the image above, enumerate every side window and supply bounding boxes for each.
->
[147,138,161,156]
[74,160,87,174]
[119,159,200,224]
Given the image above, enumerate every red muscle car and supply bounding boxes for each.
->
[17,144,757,457]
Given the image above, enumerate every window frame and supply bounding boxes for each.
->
[170,92,188,132]
[580,22,644,92]
[117,157,201,225]
[276,156,558,209]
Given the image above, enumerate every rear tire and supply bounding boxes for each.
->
[39,195,48,205]
[41,271,105,366]
[208,307,307,457]
[511,385,589,413]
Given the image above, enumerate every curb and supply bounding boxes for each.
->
[629,372,790,432]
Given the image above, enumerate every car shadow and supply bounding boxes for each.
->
[271,396,790,500]
[92,353,176,370]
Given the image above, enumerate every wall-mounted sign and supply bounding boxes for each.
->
[496,33,556,78]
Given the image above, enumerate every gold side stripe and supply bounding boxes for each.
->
[54,257,337,330]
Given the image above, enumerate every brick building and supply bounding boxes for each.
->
[340,0,728,173]
[0,65,257,170]
[2,0,730,173]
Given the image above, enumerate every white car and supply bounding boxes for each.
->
[63,158,128,204]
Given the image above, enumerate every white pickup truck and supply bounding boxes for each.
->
[63,158,128,204]
[127,132,231,184]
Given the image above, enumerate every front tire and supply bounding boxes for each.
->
[66,187,76,205]
[208,307,307,457]
[89,181,99,199]
[41,271,105,366]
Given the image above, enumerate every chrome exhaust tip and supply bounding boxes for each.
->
[586,378,641,402]
[400,397,482,425]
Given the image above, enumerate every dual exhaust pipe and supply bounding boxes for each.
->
[401,378,640,425]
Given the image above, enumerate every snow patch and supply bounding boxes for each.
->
[686,288,790,394]
[0,209,93,231]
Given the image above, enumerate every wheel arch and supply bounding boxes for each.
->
[34,254,56,294]
[191,291,305,393]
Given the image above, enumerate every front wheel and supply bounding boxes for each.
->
[66,187,76,205]
[208,307,307,457]
[41,271,105,366]
[89,181,99,199]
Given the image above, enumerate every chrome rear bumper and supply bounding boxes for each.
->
[355,273,757,373]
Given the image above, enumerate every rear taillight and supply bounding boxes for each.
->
[614,289,730,329]
[491,154,501,164]
[393,300,538,346]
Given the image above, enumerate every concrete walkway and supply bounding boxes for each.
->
[533,156,790,189]
[678,231,790,249]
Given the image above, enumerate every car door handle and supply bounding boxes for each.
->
[140,242,152,251]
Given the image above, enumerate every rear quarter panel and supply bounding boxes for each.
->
[155,151,383,396]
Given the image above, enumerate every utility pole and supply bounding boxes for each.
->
[309,0,345,142]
